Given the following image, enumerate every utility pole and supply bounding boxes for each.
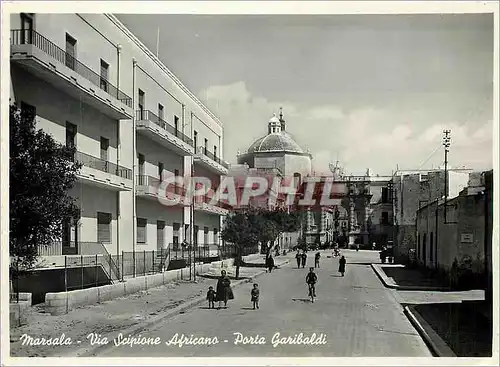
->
[443,130,451,223]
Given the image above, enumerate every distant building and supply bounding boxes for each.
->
[236,110,334,247]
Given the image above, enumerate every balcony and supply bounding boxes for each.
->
[136,110,194,156]
[136,175,188,206]
[194,146,229,175]
[194,194,230,216]
[75,150,132,191]
[10,29,133,120]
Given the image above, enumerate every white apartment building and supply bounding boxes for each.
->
[9,13,229,258]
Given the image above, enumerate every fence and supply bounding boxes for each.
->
[136,110,193,146]
[37,243,253,292]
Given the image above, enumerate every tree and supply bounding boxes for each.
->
[220,210,260,279]
[9,104,81,283]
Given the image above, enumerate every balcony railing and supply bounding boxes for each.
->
[196,146,229,169]
[136,175,186,196]
[75,151,132,180]
[11,29,132,108]
[136,110,194,147]
[194,194,232,210]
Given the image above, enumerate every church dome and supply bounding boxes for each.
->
[247,131,305,153]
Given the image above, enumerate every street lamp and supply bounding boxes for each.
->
[442,130,451,222]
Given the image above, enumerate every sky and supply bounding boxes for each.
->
[117,13,494,176]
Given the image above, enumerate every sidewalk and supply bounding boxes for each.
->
[372,264,451,291]
[370,263,490,357]
[10,258,288,358]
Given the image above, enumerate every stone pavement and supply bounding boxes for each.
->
[9,262,272,358]
[96,250,431,357]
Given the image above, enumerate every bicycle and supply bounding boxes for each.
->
[308,283,316,303]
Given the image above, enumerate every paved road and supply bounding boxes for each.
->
[97,250,431,357]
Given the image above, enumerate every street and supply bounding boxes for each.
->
[96,250,432,357]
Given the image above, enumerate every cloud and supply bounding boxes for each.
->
[202,82,493,175]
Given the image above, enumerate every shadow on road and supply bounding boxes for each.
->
[292,298,313,303]
[240,307,257,310]
[330,274,343,277]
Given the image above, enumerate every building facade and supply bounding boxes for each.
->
[392,169,471,262]
[415,170,492,289]
[10,13,228,260]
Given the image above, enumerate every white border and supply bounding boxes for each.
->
[1,1,499,366]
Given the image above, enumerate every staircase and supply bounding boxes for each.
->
[152,248,170,273]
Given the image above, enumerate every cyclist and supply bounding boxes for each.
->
[306,267,318,298]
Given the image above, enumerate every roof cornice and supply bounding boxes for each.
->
[106,14,224,127]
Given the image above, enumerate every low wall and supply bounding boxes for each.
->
[45,258,236,316]
[10,301,30,328]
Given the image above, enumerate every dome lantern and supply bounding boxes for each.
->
[268,113,282,134]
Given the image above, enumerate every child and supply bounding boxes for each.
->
[206,286,216,309]
[251,283,260,310]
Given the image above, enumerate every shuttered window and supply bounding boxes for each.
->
[157,221,165,249]
[193,226,199,245]
[213,228,219,245]
[137,218,147,244]
[97,212,111,243]
[203,227,209,245]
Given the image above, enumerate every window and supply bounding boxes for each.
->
[193,225,199,245]
[138,89,145,119]
[174,115,179,137]
[174,169,180,193]
[194,131,198,149]
[100,59,109,92]
[214,145,217,159]
[173,223,180,251]
[66,122,77,149]
[204,138,208,154]
[381,212,389,225]
[157,221,165,250]
[203,227,209,245]
[20,13,33,44]
[422,233,427,264]
[158,162,164,181]
[97,212,112,243]
[430,232,434,262]
[158,104,164,122]
[381,187,389,203]
[214,228,219,245]
[65,33,76,70]
[100,137,109,162]
[137,218,147,244]
[138,153,145,176]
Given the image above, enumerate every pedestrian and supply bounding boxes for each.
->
[301,251,307,268]
[251,283,260,310]
[339,255,346,277]
[315,252,320,268]
[216,270,234,309]
[266,255,275,273]
[295,250,301,268]
[206,286,216,309]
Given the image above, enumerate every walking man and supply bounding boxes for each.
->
[295,250,301,269]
